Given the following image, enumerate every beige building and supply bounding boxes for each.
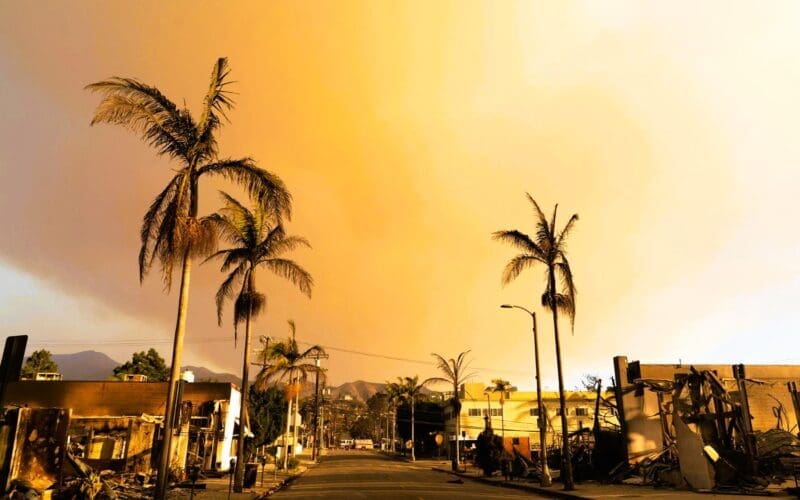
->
[443,382,616,450]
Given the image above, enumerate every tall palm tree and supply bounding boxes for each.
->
[384,381,403,454]
[493,193,578,490]
[206,192,312,491]
[254,322,324,470]
[399,376,429,462]
[427,351,475,469]
[86,58,291,499]
[489,378,517,440]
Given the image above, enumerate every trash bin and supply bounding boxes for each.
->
[244,463,258,488]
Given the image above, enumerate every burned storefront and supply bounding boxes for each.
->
[613,356,800,492]
[0,379,242,492]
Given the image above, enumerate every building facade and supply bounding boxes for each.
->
[443,382,616,451]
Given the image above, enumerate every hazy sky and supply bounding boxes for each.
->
[2,2,799,389]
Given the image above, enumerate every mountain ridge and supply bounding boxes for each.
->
[42,351,387,401]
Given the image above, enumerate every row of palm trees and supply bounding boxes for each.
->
[87,57,580,492]
[87,58,318,497]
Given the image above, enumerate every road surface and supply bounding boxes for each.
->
[273,450,548,499]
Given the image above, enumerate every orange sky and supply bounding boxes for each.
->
[2,2,800,389]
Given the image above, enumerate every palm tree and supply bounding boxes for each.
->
[254,321,324,470]
[489,378,517,440]
[384,381,403,454]
[493,193,578,490]
[86,58,291,499]
[399,376,429,462]
[427,351,475,469]
[206,192,312,491]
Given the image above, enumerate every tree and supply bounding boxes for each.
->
[493,193,578,490]
[248,385,287,452]
[21,349,58,379]
[578,374,601,392]
[398,376,429,462]
[254,321,324,469]
[384,382,404,453]
[426,350,475,469]
[489,378,517,439]
[113,348,168,381]
[365,392,389,444]
[206,192,312,491]
[87,58,291,499]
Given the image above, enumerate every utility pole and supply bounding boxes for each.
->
[311,351,329,461]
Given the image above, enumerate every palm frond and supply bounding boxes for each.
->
[195,58,235,162]
[86,78,194,161]
[556,214,579,249]
[262,235,310,258]
[197,158,292,220]
[233,290,265,338]
[500,254,543,286]
[256,225,288,259]
[217,191,258,245]
[138,175,181,282]
[151,189,185,290]
[525,193,552,242]
[202,207,246,247]
[491,230,546,260]
[549,204,559,238]
[430,353,456,382]
[541,292,575,321]
[186,216,218,259]
[214,262,246,326]
[262,258,314,297]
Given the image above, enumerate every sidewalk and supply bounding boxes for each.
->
[165,458,314,499]
[427,461,793,499]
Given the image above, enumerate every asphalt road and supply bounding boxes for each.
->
[273,450,548,499]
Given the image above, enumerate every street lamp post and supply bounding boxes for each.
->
[501,304,552,487]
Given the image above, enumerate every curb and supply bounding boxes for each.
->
[430,467,592,500]
[259,462,314,498]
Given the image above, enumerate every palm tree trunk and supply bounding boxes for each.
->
[411,396,416,462]
[501,401,505,439]
[550,267,574,490]
[283,395,292,470]
[293,390,300,457]
[154,250,192,500]
[233,274,254,492]
[454,399,461,469]
[392,406,396,454]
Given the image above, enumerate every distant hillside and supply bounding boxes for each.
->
[42,351,389,400]
[183,365,240,385]
[331,380,385,401]
[46,351,240,383]
[52,351,120,380]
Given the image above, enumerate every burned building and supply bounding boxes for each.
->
[613,356,800,490]
[0,380,242,491]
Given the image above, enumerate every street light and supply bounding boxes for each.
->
[501,304,552,487]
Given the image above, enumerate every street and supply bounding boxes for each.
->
[273,450,548,499]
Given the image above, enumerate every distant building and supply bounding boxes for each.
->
[443,382,617,452]
[33,372,63,381]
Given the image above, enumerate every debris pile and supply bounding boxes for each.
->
[607,364,800,494]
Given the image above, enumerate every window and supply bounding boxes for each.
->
[468,408,502,417]
[555,408,563,416]
[529,408,540,417]
[575,407,589,417]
